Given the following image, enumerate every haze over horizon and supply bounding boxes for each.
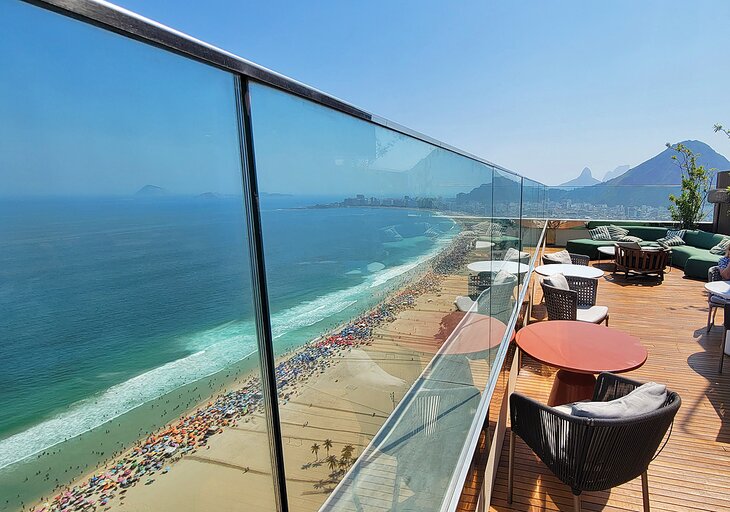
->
[108,0,730,185]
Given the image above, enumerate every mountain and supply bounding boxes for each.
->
[135,185,168,197]
[558,167,601,187]
[606,140,730,186]
[550,140,730,208]
[602,165,630,182]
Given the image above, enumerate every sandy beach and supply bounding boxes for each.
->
[26,232,479,512]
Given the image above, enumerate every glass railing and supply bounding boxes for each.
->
[0,2,547,512]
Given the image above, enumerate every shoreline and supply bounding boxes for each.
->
[24,227,474,512]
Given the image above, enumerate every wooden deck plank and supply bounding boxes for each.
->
[488,257,730,512]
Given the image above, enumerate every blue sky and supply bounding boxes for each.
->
[111,0,730,185]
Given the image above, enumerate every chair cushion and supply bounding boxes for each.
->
[544,249,572,264]
[709,237,730,255]
[504,247,529,261]
[656,235,685,247]
[666,228,686,239]
[625,226,669,241]
[494,269,517,285]
[607,224,629,240]
[576,305,609,323]
[684,230,724,250]
[709,295,730,305]
[571,382,667,419]
[618,235,643,243]
[454,296,475,312]
[589,226,612,241]
[544,273,569,290]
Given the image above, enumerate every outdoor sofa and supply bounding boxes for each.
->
[565,221,728,280]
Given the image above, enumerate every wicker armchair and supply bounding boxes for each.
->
[542,252,590,266]
[614,245,669,281]
[541,276,609,325]
[706,266,729,333]
[508,372,681,512]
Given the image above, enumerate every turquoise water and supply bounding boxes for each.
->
[0,195,456,508]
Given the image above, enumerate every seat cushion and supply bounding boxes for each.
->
[454,296,475,312]
[576,305,609,323]
[571,382,667,419]
[544,249,572,264]
[709,295,730,305]
[685,253,723,280]
[625,226,669,241]
[684,230,726,250]
[565,239,613,260]
[671,245,706,267]
[544,273,569,290]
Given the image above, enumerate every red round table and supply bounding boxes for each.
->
[515,321,647,406]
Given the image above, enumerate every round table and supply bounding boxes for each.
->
[705,280,730,299]
[597,246,615,258]
[534,263,604,279]
[467,261,529,274]
[515,320,647,406]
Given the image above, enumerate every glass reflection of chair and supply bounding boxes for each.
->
[459,272,517,325]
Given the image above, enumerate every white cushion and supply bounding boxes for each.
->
[454,296,475,312]
[544,273,569,290]
[571,382,667,419]
[494,269,516,286]
[546,249,572,264]
[576,305,609,323]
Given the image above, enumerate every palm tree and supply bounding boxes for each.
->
[323,439,333,456]
[325,455,338,473]
[340,444,354,461]
[310,443,320,461]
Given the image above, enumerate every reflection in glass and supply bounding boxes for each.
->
[0,2,275,511]
[249,84,528,510]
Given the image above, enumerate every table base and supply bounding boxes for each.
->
[547,369,596,406]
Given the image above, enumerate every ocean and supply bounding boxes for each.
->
[0,195,457,509]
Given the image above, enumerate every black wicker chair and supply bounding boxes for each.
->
[541,276,609,325]
[508,372,681,512]
[542,252,590,266]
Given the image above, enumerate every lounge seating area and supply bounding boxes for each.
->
[565,221,729,280]
[489,251,730,512]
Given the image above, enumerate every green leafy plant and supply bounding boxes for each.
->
[714,123,730,139]
[666,142,711,229]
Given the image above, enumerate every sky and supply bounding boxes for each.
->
[105,0,730,185]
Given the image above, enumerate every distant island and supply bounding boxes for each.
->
[135,185,168,197]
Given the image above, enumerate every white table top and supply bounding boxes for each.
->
[597,246,615,256]
[467,260,529,274]
[705,280,730,299]
[475,241,495,249]
[534,263,604,278]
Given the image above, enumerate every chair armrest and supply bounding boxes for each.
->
[510,392,573,440]
[569,253,590,266]
[592,372,642,402]
[565,275,598,307]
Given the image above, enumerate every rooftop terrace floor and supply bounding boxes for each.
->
[490,258,730,511]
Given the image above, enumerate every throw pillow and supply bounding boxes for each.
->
[607,224,629,240]
[571,382,667,419]
[710,237,730,256]
[618,235,643,243]
[588,226,612,241]
[544,249,572,264]
[656,235,685,247]
[544,273,569,290]
[493,269,516,286]
[666,229,686,240]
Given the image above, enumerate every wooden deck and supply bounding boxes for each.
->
[489,259,730,511]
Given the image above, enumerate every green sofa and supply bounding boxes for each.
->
[566,223,728,280]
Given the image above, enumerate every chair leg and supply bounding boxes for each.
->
[641,471,650,512]
[573,494,582,512]
[707,304,714,333]
[721,327,727,374]
[507,430,515,504]
[605,314,609,326]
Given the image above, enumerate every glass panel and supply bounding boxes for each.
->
[248,83,517,511]
[0,2,276,511]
